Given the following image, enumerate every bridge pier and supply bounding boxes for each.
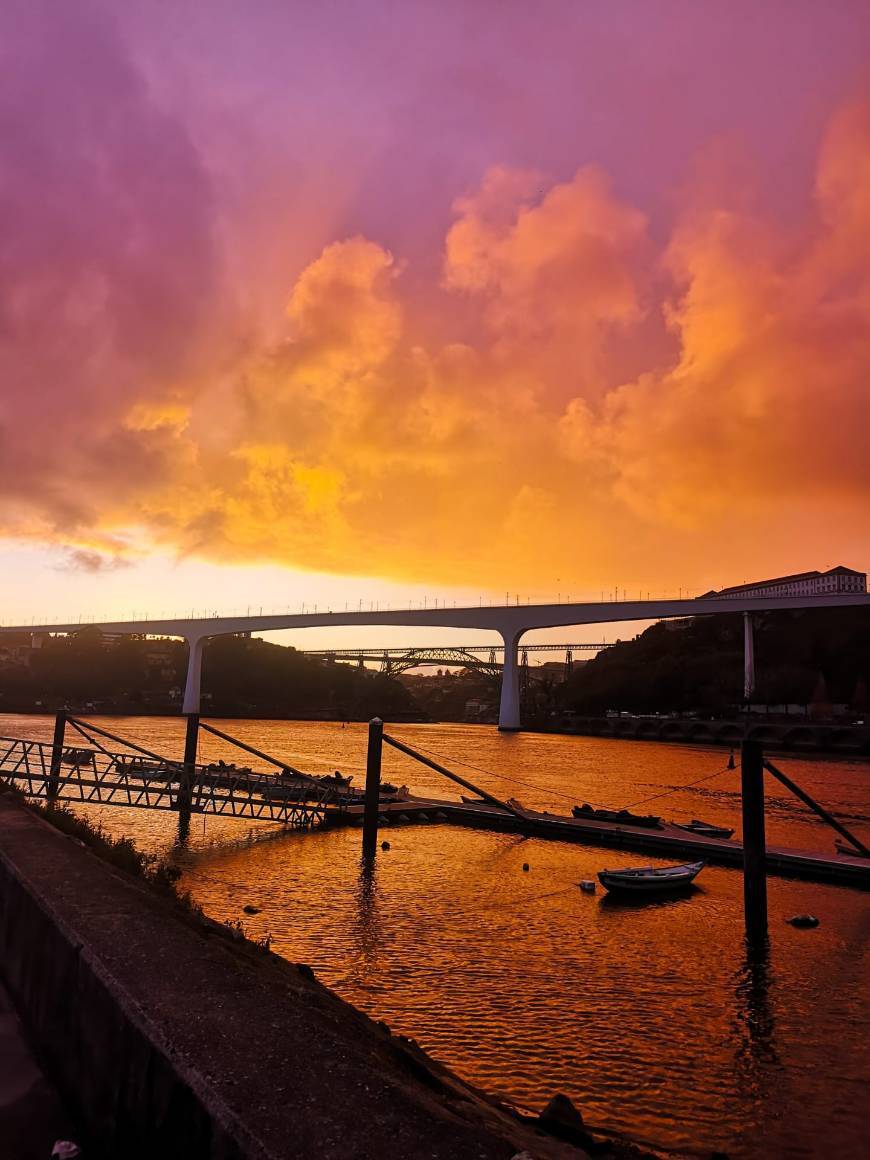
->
[498,631,522,731]
[182,634,206,715]
[743,613,755,701]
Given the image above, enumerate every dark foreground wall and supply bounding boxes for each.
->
[0,796,587,1160]
[0,811,272,1158]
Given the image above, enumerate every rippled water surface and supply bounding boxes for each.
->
[4,715,868,1158]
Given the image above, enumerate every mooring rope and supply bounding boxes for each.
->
[619,762,736,811]
[391,735,735,816]
[392,737,600,806]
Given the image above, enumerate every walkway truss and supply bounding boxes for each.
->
[0,732,343,828]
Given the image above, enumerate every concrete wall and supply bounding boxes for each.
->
[0,798,585,1160]
[543,716,870,754]
[0,831,253,1159]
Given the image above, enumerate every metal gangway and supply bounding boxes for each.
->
[0,716,346,829]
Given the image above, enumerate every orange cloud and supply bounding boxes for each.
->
[4,105,870,593]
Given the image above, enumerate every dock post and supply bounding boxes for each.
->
[741,738,767,944]
[177,712,199,840]
[362,717,383,859]
[48,709,66,805]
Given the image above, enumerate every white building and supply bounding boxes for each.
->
[704,565,867,600]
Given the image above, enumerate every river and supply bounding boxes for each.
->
[3,714,868,1158]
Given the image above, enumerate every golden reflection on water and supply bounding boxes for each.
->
[2,715,868,1158]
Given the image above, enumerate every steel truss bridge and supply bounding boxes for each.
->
[0,724,346,828]
[305,642,612,678]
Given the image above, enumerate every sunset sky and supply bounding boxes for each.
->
[1,1,869,645]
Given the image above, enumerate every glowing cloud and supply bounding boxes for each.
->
[1,3,868,594]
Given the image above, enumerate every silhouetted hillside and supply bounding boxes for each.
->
[0,630,418,721]
[559,607,870,716]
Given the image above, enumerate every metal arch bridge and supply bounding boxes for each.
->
[304,642,613,677]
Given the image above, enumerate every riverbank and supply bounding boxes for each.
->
[0,793,654,1159]
[534,716,870,756]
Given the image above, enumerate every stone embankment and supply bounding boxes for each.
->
[0,796,653,1160]
[537,716,870,755]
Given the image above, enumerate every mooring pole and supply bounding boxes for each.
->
[741,738,767,944]
[177,712,199,839]
[48,709,67,805]
[362,717,383,859]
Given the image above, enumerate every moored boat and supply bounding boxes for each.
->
[115,754,172,780]
[672,819,734,839]
[572,803,662,829]
[61,747,95,766]
[598,860,705,894]
[318,770,353,789]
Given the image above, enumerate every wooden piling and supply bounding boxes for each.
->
[362,718,383,859]
[741,738,767,943]
[177,712,199,836]
[48,709,67,805]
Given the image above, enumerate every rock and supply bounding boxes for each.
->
[243,904,261,915]
[787,914,820,928]
[297,962,315,979]
[538,1093,594,1149]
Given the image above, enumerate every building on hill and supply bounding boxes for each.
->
[701,565,866,601]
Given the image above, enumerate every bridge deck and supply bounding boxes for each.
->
[341,796,870,887]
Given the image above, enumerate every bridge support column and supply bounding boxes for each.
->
[498,631,522,731]
[743,613,755,702]
[182,635,206,715]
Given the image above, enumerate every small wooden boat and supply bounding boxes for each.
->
[598,860,705,894]
[318,770,353,789]
[115,755,171,780]
[61,747,95,767]
[572,803,662,829]
[673,819,734,839]
[202,761,258,789]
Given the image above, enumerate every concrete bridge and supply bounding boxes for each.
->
[3,592,869,728]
